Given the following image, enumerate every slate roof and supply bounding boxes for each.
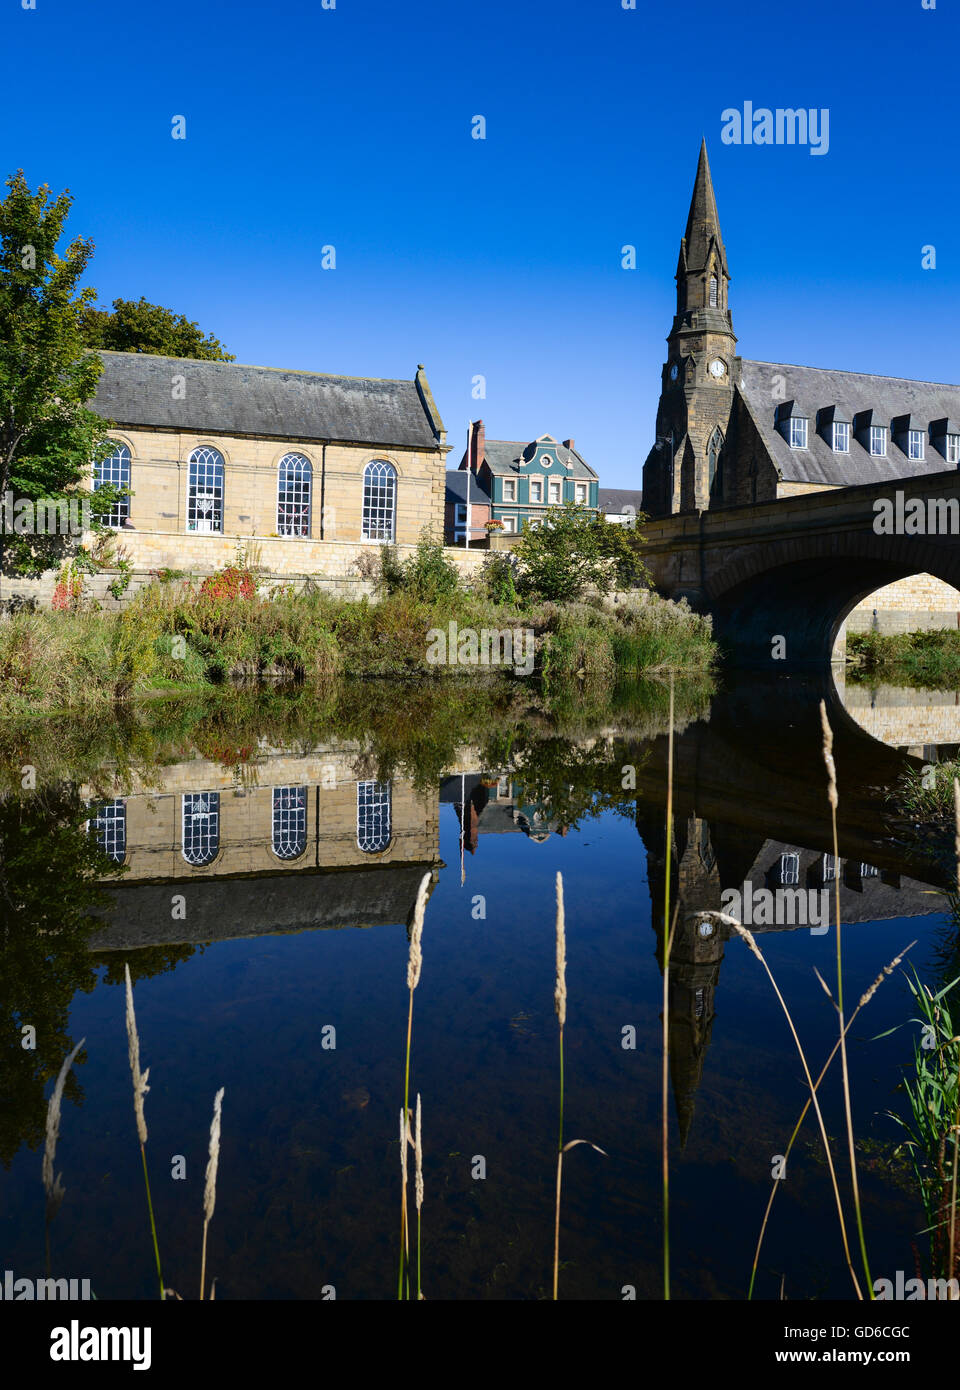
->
[466,437,598,481]
[88,351,445,448]
[599,487,643,514]
[738,360,960,487]
[89,863,435,949]
[445,470,491,505]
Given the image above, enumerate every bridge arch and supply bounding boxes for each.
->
[704,531,960,666]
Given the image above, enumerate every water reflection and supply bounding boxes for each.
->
[1,672,956,1296]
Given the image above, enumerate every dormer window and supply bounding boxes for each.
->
[908,429,924,461]
[832,422,850,453]
[777,401,808,449]
[870,426,887,457]
[929,419,960,464]
[709,275,718,307]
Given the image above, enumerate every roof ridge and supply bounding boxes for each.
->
[93,349,414,386]
[742,358,960,390]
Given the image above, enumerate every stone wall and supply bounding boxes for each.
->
[1,535,489,609]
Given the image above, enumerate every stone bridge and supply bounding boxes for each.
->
[640,469,960,665]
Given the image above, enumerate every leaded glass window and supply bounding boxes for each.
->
[187,447,224,533]
[272,786,307,859]
[277,454,312,537]
[182,792,220,865]
[357,780,391,853]
[361,460,397,541]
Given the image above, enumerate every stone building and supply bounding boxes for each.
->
[641,142,960,634]
[79,352,454,596]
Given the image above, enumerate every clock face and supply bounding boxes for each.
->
[669,363,679,381]
[709,359,726,379]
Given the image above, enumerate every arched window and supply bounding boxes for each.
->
[277,454,312,537]
[272,786,307,859]
[93,441,131,527]
[182,792,220,865]
[709,274,719,307]
[708,428,723,495]
[361,460,397,542]
[357,780,391,853]
[88,798,126,863]
[187,447,224,533]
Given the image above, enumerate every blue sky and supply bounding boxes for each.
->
[2,0,956,487]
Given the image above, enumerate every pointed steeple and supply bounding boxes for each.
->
[683,139,728,276]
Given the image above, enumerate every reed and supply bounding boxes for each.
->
[415,1093,424,1301]
[820,701,874,1299]
[553,870,567,1300]
[200,1087,225,1301]
[552,870,606,1299]
[698,909,864,1298]
[746,943,914,1298]
[124,965,163,1300]
[41,1036,85,1274]
[661,673,675,1301]
[399,872,431,1300]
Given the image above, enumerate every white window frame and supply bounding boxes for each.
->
[780,851,800,885]
[502,479,516,501]
[187,447,224,533]
[272,785,307,860]
[501,515,516,533]
[832,422,850,453]
[946,435,960,465]
[357,780,391,853]
[907,430,924,461]
[529,479,543,503]
[276,453,312,537]
[870,426,887,457]
[548,480,561,504]
[93,441,131,527]
[361,459,397,542]
[788,417,808,450]
[575,483,587,503]
[182,792,220,866]
[822,853,837,882]
[88,798,126,863]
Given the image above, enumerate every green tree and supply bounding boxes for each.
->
[514,503,648,601]
[81,296,235,361]
[0,170,112,576]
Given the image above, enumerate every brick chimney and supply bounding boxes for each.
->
[468,419,485,474]
[562,438,575,452]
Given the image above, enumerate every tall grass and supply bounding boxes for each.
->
[200,1087,225,1300]
[124,964,163,1300]
[661,674,675,1302]
[42,1036,85,1275]
[820,701,873,1298]
[881,967,960,1282]
[746,944,914,1299]
[551,870,605,1300]
[399,873,431,1300]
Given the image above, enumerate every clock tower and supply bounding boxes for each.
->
[642,140,739,515]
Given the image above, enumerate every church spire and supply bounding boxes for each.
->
[682,138,728,276]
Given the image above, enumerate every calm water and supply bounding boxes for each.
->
[1,671,956,1300]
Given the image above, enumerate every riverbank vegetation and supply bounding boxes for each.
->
[848,629,960,689]
[0,540,715,717]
